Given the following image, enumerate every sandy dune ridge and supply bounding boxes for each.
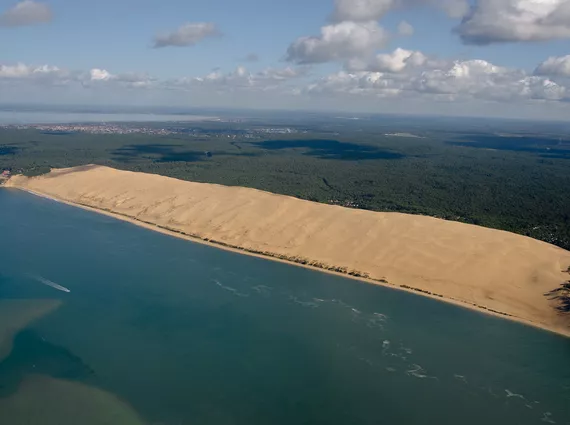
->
[6,165,570,336]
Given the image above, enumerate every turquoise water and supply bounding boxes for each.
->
[0,188,569,425]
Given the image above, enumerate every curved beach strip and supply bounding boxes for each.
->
[7,165,570,336]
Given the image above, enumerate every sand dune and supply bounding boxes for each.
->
[7,165,570,336]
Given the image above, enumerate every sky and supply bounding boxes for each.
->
[2,0,570,119]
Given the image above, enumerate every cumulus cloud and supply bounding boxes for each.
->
[286,21,389,64]
[535,55,570,77]
[257,66,309,80]
[90,69,113,81]
[306,57,568,103]
[412,59,566,101]
[153,22,220,48]
[0,0,52,27]
[0,62,154,90]
[2,58,568,110]
[397,20,414,36]
[346,48,428,72]
[170,66,307,92]
[413,60,520,98]
[518,76,567,100]
[83,69,155,87]
[330,0,469,22]
[456,0,570,45]
[0,63,64,79]
[306,70,403,98]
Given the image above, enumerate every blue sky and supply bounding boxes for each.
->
[2,0,570,118]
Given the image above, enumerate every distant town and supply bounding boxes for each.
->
[1,123,302,138]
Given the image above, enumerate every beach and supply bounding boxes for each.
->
[6,165,570,336]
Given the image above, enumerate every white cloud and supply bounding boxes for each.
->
[456,0,570,45]
[518,76,567,100]
[167,66,307,93]
[0,63,64,79]
[0,0,51,27]
[330,0,469,22]
[0,62,154,91]
[306,70,403,98]
[153,22,220,48]
[307,57,568,103]
[193,66,253,88]
[347,48,428,72]
[257,66,309,81]
[412,60,567,101]
[0,63,32,78]
[2,58,569,117]
[84,69,155,88]
[413,60,520,98]
[535,55,570,77]
[397,20,414,36]
[286,21,389,64]
[90,69,113,81]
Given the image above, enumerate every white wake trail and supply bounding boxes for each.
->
[31,275,71,293]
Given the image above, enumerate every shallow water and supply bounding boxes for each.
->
[0,188,569,425]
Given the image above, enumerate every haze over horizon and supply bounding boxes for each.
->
[2,0,570,119]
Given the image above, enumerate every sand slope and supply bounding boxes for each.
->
[7,165,570,335]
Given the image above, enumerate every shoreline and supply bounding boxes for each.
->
[5,184,570,339]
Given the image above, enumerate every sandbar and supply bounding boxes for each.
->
[0,375,145,425]
[0,299,61,362]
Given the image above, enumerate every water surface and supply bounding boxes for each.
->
[0,189,569,425]
[0,111,215,125]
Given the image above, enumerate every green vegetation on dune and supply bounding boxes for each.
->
[1,122,570,250]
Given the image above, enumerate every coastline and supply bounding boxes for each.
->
[4,175,570,338]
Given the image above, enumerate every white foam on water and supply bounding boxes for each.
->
[406,364,429,379]
[541,412,556,423]
[399,343,413,355]
[212,279,249,297]
[385,367,397,373]
[505,389,526,400]
[289,296,319,308]
[331,299,352,309]
[251,285,272,296]
[366,313,389,330]
[454,374,468,383]
[30,275,71,293]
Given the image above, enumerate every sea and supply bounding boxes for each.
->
[0,188,569,425]
[0,111,216,125]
